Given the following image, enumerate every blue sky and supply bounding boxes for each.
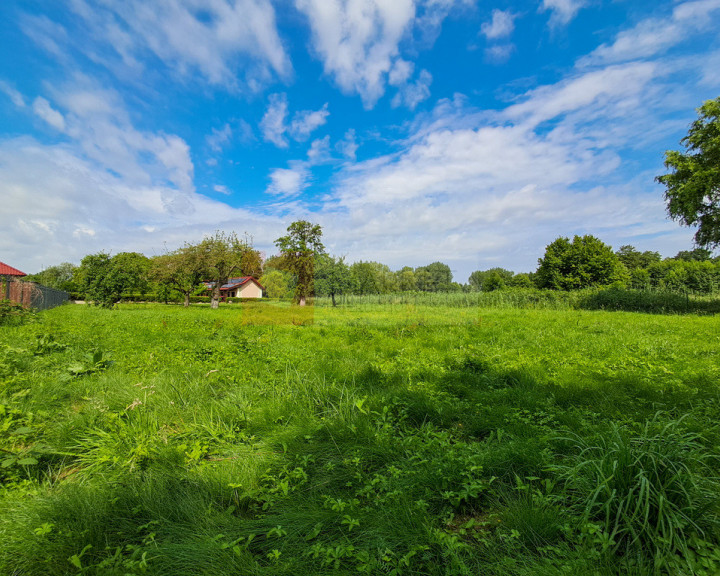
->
[1,0,719,282]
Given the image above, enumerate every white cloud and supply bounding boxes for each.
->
[261,93,329,147]
[214,184,231,195]
[581,0,720,66]
[481,9,515,40]
[260,93,289,148]
[0,136,285,273]
[337,129,359,160]
[307,135,331,164]
[541,0,586,27]
[295,0,416,108]
[290,103,330,141]
[0,81,26,107]
[206,123,232,152]
[505,62,659,128]
[266,165,310,196]
[484,44,514,64]
[392,69,432,110]
[64,0,291,90]
[32,97,66,131]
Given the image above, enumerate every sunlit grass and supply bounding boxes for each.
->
[1,301,719,574]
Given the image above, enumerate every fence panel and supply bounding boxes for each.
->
[1,278,68,311]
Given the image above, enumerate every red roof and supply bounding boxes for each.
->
[0,262,26,277]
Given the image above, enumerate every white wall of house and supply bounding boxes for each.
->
[237,282,262,298]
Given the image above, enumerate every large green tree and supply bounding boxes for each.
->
[314,254,350,306]
[536,235,627,290]
[149,244,206,307]
[199,232,260,309]
[77,252,150,307]
[274,221,325,306]
[415,262,452,292]
[657,96,720,248]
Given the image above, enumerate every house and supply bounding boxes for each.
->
[0,261,27,278]
[204,277,264,299]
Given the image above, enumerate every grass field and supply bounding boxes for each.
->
[1,301,719,575]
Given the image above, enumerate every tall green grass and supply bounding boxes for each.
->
[1,302,719,574]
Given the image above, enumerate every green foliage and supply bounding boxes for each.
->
[552,417,720,570]
[415,262,453,292]
[536,235,628,290]
[616,246,661,271]
[0,299,32,325]
[657,96,720,248]
[77,252,150,307]
[274,221,325,305]
[198,231,260,309]
[260,268,294,299]
[313,254,350,306]
[24,262,78,293]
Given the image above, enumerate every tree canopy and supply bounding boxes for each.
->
[657,96,720,248]
[536,235,627,290]
[274,221,325,305]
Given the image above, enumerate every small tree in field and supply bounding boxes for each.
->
[199,232,260,309]
[274,221,325,306]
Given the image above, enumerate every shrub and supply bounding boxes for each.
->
[0,300,32,325]
[551,416,720,570]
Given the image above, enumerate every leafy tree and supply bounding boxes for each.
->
[468,268,514,291]
[199,232,260,309]
[508,272,534,289]
[25,262,78,293]
[672,248,713,262]
[149,244,206,307]
[657,97,720,248]
[616,245,661,270]
[274,221,325,306]
[77,252,150,307]
[350,261,381,295]
[396,267,417,291]
[415,262,452,292]
[536,235,628,290]
[260,269,294,299]
[314,254,350,306]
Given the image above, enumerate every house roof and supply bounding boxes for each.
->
[0,262,26,277]
[205,276,265,290]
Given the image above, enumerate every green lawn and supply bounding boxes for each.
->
[1,302,719,575]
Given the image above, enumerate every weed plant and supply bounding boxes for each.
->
[1,302,719,574]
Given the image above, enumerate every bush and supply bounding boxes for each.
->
[0,300,32,325]
[552,417,720,570]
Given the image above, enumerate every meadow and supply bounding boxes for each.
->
[1,301,719,575]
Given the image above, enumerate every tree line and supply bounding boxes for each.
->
[25,225,720,308]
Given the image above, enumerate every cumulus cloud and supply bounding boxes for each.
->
[261,93,329,147]
[61,0,291,90]
[32,96,66,130]
[266,164,310,196]
[290,103,330,141]
[296,0,416,108]
[541,0,586,27]
[0,136,285,273]
[260,93,290,147]
[481,9,515,40]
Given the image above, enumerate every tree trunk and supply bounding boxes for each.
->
[299,295,306,307]
[331,292,336,307]
[184,292,190,307]
[211,284,220,309]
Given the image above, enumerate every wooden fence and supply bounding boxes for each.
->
[1,277,68,311]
